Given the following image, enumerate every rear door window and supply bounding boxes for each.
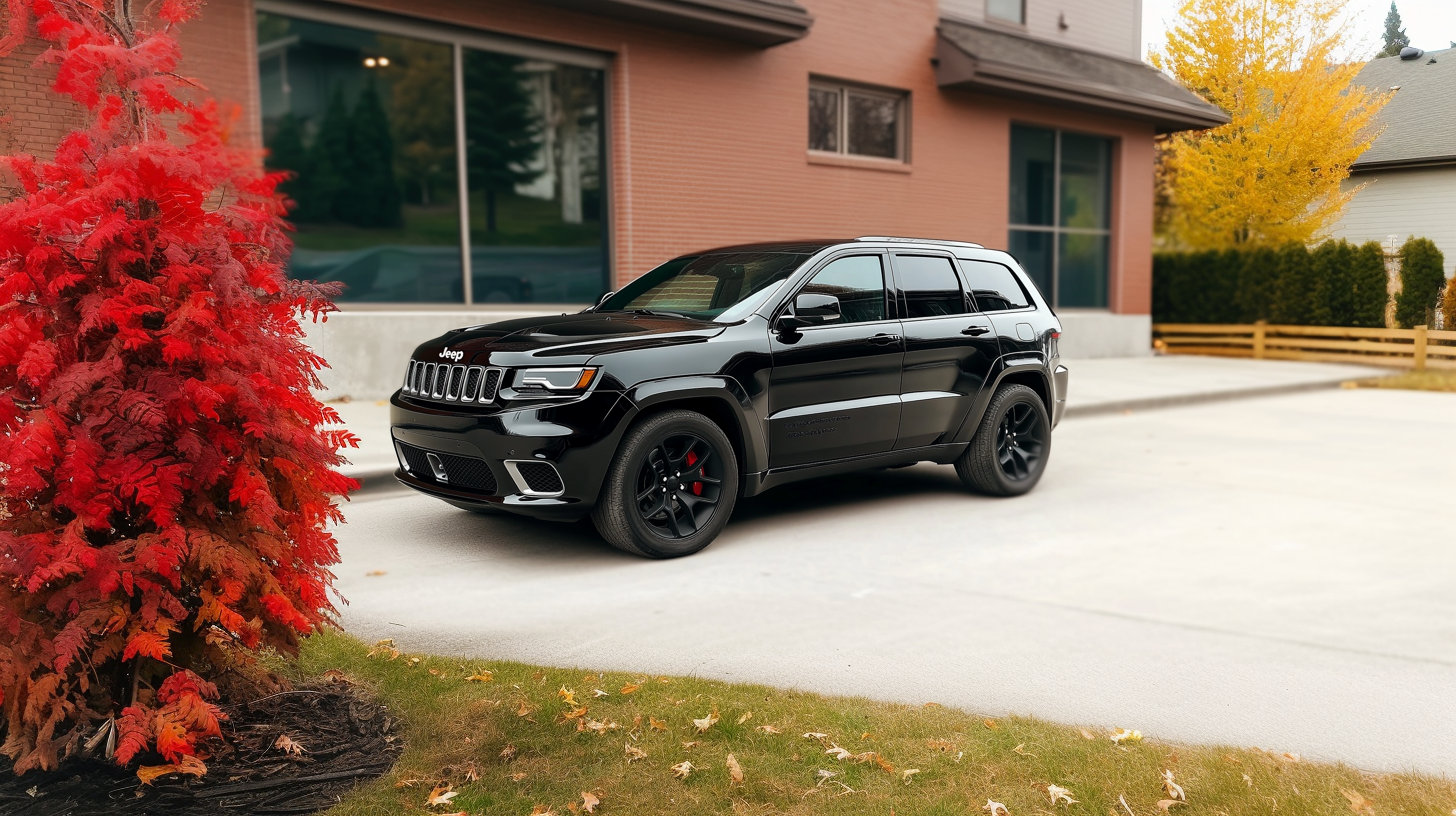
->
[894,255,969,318]
[959,259,1032,312]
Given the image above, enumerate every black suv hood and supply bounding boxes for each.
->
[412,312,726,367]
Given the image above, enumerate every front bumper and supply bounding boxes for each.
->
[389,389,632,521]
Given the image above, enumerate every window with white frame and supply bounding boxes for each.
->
[986,0,1025,24]
[808,80,907,162]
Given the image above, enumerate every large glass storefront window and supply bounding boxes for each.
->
[1007,125,1112,308]
[257,12,607,304]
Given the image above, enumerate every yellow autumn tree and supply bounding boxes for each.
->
[1153,0,1390,249]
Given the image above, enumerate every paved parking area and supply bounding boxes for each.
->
[330,386,1455,775]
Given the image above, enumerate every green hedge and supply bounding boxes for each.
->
[1394,237,1446,329]
[1153,239,1389,327]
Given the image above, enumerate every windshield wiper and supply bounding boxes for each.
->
[628,308,690,319]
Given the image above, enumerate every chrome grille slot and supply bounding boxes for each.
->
[480,368,503,403]
[411,362,426,394]
[430,364,448,399]
[446,365,466,400]
[403,360,415,392]
[462,366,483,401]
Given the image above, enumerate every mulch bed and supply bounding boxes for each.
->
[0,683,401,816]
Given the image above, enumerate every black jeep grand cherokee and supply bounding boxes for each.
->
[391,238,1068,558]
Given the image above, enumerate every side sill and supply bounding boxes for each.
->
[743,443,966,497]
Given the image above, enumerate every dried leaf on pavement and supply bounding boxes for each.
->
[726,753,744,785]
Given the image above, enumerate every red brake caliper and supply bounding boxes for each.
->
[686,450,703,495]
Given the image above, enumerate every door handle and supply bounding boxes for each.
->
[867,333,902,346]
[961,325,991,336]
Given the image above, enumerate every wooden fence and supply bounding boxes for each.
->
[1151,322,1456,370]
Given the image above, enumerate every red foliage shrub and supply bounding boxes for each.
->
[0,0,356,774]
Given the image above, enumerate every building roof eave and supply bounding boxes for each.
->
[536,0,812,47]
[935,21,1229,133]
[1351,155,1456,172]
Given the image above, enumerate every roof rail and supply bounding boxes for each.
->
[855,236,984,248]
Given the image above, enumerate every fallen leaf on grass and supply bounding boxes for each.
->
[983,718,999,730]
[529,806,555,816]
[671,760,695,779]
[559,705,589,721]
[620,682,641,694]
[814,769,837,785]
[273,734,307,756]
[1162,769,1186,801]
[692,706,720,732]
[426,785,458,806]
[648,717,668,732]
[580,791,601,813]
[1156,801,1184,812]
[927,739,955,752]
[1012,743,1036,758]
[923,702,942,709]
[1242,774,1253,788]
[755,725,782,734]
[1119,793,1136,816]
[825,743,853,761]
[737,711,753,725]
[901,769,920,783]
[559,686,580,706]
[136,756,206,785]
[320,669,353,684]
[727,753,744,785]
[516,700,536,718]
[368,639,401,660]
[680,740,700,750]
[465,671,493,683]
[408,657,422,667]
[982,800,1009,816]
[803,732,829,741]
[532,671,547,683]
[1341,789,1374,814]
[500,744,517,762]
[625,742,648,762]
[510,772,528,782]
[592,688,610,697]
[1110,728,1143,745]
[1047,784,1078,805]
[365,570,387,576]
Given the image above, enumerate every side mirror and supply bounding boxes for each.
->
[775,293,841,332]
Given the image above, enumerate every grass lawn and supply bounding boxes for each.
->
[1344,370,1456,393]
[283,632,1455,816]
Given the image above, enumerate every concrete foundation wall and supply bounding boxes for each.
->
[307,306,1152,401]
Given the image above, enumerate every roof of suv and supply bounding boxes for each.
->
[689,237,987,255]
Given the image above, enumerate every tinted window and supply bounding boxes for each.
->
[600,252,808,321]
[895,255,967,318]
[800,255,886,325]
[960,260,1031,312]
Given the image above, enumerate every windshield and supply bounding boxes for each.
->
[597,252,810,322]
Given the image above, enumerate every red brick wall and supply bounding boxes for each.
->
[0,38,84,159]
[2,0,1158,316]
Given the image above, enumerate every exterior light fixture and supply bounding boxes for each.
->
[377,56,390,66]
[363,57,377,67]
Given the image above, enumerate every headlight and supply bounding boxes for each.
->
[513,367,599,395]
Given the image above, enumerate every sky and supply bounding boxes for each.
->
[1141,0,1456,61]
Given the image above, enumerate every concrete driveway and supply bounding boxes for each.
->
[330,387,1456,775]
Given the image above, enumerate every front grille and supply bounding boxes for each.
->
[395,441,497,493]
[402,360,504,405]
[512,461,565,495]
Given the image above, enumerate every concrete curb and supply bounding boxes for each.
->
[1062,377,1357,419]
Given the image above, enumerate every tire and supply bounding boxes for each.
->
[591,409,739,558]
[955,384,1051,497]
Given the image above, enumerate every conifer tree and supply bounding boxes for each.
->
[1395,237,1446,328]
[1378,2,1409,57]
[309,85,354,223]
[464,50,540,233]
[265,113,310,219]
[0,0,354,775]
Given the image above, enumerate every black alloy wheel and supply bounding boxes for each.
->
[634,433,724,539]
[955,383,1051,496]
[592,410,740,558]
[995,401,1045,482]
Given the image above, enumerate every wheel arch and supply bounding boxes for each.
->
[953,360,1054,444]
[624,376,767,475]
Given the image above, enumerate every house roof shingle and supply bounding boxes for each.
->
[935,19,1228,133]
[1351,48,1456,169]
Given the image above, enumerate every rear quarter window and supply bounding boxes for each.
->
[958,259,1033,312]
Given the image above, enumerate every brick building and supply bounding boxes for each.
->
[1,0,1224,399]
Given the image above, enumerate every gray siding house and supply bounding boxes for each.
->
[1331,47,1456,278]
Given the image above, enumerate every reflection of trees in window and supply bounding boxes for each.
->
[388,39,455,207]
[464,50,541,232]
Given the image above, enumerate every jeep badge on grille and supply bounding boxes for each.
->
[438,347,464,362]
